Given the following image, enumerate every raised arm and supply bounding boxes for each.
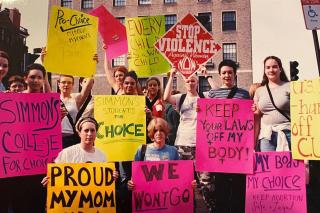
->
[103,46,117,91]
[76,78,94,109]
[75,54,97,108]
[200,65,218,90]
[40,47,52,93]
[163,67,177,105]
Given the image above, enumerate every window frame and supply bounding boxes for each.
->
[222,11,237,31]
[222,43,237,62]
[138,0,152,5]
[197,12,212,32]
[81,0,93,9]
[112,54,126,67]
[165,14,177,31]
[60,0,72,8]
[163,76,177,91]
[113,0,126,6]
[199,76,211,93]
[164,0,176,4]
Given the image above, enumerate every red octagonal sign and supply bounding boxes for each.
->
[155,13,221,78]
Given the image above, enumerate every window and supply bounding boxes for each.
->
[163,76,177,91]
[222,11,236,31]
[116,17,125,25]
[138,78,148,88]
[223,43,237,62]
[197,12,212,32]
[114,0,126,6]
[61,0,72,8]
[165,15,177,31]
[112,55,126,67]
[138,0,151,5]
[199,76,211,93]
[81,0,93,9]
[164,0,176,3]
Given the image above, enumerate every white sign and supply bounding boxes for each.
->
[301,0,320,30]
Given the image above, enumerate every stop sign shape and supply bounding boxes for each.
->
[155,13,221,78]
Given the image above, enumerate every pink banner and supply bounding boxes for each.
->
[132,160,194,213]
[196,99,254,174]
[246,152,307,213]
[0,93,62,178]
[90,5,128,60]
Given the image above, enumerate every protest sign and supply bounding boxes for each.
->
[90,5,128,60]
[291,78,320,160]
[126,15,170,77]
[94,95,146,161]
[132,160,193,213]
[246,152,306,213]
[47,163,116,213]
[196,99,254,174]
[0,93,62,178]
[44,6,98,77]
[155,13,221,78]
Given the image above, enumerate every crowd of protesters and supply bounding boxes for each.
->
[0,48,319,213]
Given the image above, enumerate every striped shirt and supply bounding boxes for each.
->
[208,87,250,99]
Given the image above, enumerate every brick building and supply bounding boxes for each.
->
[0,7,29,85]
[49,0,252,94]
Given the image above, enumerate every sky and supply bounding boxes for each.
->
[251,0,320,82]
[1,0,320,80]
[1,0,49,58]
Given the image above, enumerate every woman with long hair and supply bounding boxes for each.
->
[145,77,165,118]
[253,56,290,151]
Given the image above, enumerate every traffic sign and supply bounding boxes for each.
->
[154,13,221,78]
[301,0,320,30]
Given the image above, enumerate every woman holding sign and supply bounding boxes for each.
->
[103,46,128,95]
[42,117,118,179]
[253,56,290,151]
[59,74,94,148]
[127,118,196,185]
[132,117,179,162]
[206,59,250,213]
[18,63,51,213]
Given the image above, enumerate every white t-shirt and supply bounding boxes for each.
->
[55,144,106,163]
[61,93,78,135]
[174,94,199,147]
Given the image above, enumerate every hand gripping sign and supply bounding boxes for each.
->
[155,13,221,78]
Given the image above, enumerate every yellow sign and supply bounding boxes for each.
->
[126,15,170,77]
[47,163,116,213]
[44,6,98,77]
[94,95,146,161]
[291,78,320,160]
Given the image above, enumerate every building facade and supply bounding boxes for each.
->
[49,0,252,94]
[0,7,29,86]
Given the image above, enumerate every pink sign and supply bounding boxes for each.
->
[155,13,221,78]
[90,5,128,59]
[246,152,307,213]
[132,160,194,213]
[196,99,254,174]
[0,93,62,178]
